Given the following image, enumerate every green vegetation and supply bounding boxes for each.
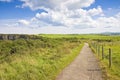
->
[42,34,120,80]
[89,36,120,80]
[0,35,83,80]
[0,34,120,80]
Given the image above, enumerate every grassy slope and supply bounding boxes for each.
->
[0,36,83,80]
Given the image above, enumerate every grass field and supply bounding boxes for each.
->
[0,36,83,80]
[0,34,120,80]
[42,34,120,80]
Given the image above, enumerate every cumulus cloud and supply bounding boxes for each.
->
[87,6,104,16]
[32,6,104,28]
[1,0,120,34]
[18,20,30,25]
[19,0,106,29]
[97,16,120,28]
[116,12,120,19]
[20,0,95,10]
[16,0,120,30]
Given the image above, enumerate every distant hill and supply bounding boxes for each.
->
[100,32,120,36]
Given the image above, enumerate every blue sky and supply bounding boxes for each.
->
[0,0,120,34]
[0,0,45,19]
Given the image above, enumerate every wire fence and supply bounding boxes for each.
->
[90,42,112,68]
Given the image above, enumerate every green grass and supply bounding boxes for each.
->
[41,34,120,80]
[1,34,120,80]
[90,41,120,80]
[102,42,120,80]
[0,37,83,80]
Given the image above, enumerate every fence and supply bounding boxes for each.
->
[90,42,112,68]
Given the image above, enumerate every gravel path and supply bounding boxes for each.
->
[56,43,103,80]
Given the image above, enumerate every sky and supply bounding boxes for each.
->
[0,0,120,34]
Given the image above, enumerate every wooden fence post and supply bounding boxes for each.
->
[98,45,100,57]
[94,43,95,49]
[96,45,97,53]
[109,48,112,68]
[102,45,104,59]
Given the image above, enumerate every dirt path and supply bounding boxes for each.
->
[56,43,103,80]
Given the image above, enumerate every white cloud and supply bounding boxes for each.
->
[33,6,104,28]
[96,16,120,28]
[20,0,95,10]
[19,0,105,29]
[0,0,120,34]
[18,20,30,25]
[18,1,119,31]
[87,6,104,16]
[116,12,120,19]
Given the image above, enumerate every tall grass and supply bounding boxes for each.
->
[0,37,83,80]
